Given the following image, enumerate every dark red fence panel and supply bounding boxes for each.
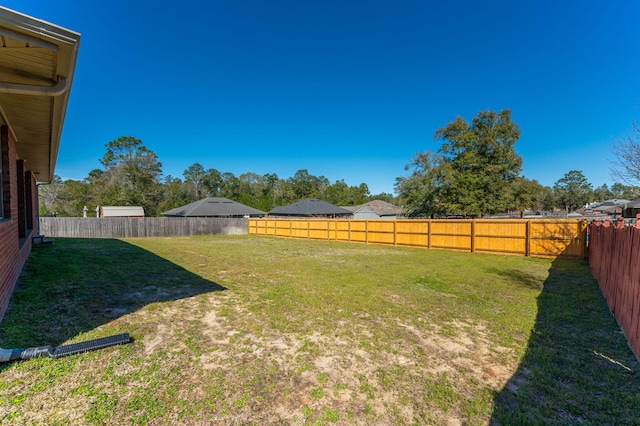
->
[589,216,640,361]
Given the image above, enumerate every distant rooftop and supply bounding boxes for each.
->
[162,198,265,217]
[269,198,352,217]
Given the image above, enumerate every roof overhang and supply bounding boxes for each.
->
[0,7,80,183]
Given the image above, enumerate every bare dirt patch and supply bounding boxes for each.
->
[105,289,522,425]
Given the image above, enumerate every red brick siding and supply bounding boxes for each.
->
[16,159,25,238]
[0,126,36,320]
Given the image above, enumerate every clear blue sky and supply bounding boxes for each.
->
[5,0,640,195]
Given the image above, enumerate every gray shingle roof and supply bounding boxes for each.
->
[162,198,265,217]
[269,198,352,216]
[348,200,403,216]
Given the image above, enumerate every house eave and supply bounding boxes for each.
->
[0,6,80,183]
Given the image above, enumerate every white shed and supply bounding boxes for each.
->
[99,206,145,218]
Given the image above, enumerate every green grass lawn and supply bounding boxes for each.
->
[0,235,637,425]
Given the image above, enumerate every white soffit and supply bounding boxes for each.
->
[0,6,80,182]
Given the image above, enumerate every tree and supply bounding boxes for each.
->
[510,177,549,213]
[39,174,63,215]
[592,184,613,202]
[258,173,280,210]
[397,109,522,217]
[610,182,640,200]
[237,172,266,207]
[435,109,522,216]
[58,179,91,216]
[39,175,95,217]
[287,170,329,200]
[553,170,593,213]
[395,151,447,217]
[157,175,190,213]
[183,163,207,201]
[610,120,640,186]
[97,136,163,216]
[203,168,222,196]
[219,172,241,199]
[273,178,296,206]
[323,180,370,206]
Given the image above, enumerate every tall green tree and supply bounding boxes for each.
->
[202,168,222,196]
[219,172,241,200]
[592,184,613,202]
[323,180,370,206]
[39,175,95,217]
[157,175,190,213]
[59,179,92,216]
[435,109,522,216]
[258,173,280,210]
[553,170,593,213]
[610,182,640,200]
[395,151,447,217]
[287,169,329,200]
[183,163,207,201]
[509,177,550,213]
[397,109,522,217]
[97,136,163,216]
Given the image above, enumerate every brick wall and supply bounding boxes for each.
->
[0,125,36,320]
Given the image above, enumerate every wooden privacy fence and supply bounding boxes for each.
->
[39,217,248,238]
[249,218,587,258]
[588,217,640,362]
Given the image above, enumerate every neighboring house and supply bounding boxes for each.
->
[342,200,404,220]
[623,199,640,218]
[0,8,80,319]
[586,199,629,217]
[99,206,145,218]
[162,197,265,218]
[269,198,352,218]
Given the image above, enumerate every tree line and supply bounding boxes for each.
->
[40,110,640,218]
[395,109,639,217]
[39,137,390,217]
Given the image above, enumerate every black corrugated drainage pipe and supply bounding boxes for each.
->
[0,333,131,362]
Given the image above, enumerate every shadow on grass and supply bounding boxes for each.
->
[0,238,226,356]
[490,256,640,424]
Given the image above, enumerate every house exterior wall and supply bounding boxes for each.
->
[352,206,399,220]
[0,125,38,320]
[352,206,381,220]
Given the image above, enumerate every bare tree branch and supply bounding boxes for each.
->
[610,120,640,185]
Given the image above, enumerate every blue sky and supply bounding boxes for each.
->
[5,0,640,195]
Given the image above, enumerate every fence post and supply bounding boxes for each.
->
[470,220,476,253]
[427,220,431,249]
[584,219,589,258]
[393,220,397,246]
[365,221,369,245]
[526,220,531,257]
